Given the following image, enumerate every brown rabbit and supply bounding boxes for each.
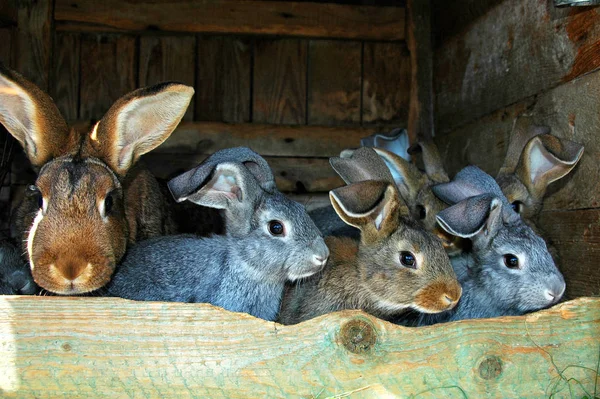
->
[496,117,584,220]
[0,64,193,295]
[278,147,461,325]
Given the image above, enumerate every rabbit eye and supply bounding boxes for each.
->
[104,193,114,214]
[268,220,285,236]
[417,205,427,220]
[503,254,519,269]
[399,251,417,269]
[28,185,44,210]
[511,201,522,213]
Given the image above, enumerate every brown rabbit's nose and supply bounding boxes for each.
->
[57,260,91,281]
[442,293,460,309]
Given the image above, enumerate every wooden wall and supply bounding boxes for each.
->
[432,0,600,299]
[0,0,414,236]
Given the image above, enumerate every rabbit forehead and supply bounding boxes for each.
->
[256,193,321,238]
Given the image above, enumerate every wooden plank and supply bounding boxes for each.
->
[434,68,600,211]
[139,36,196,121]
[362,42,411,126]
[51,33,80,121]
[432,0,501,48]
[0,0,17,27]
[143,153,343,194]
[196,36,251,123]
[0,296,598,398]
[54,0,405,41]
[0,28,12,66]
[16,0,53,91]
[253,39,307,125]
[79,34,136,121]
[435,2,600,131]
[538,209,600,299]
[407,0,434,142]
[308,40,361,125]
[145,122,378,158]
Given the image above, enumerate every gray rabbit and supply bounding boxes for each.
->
[105,147,329,321]
[0,239,38,295]
[416,166,566,325]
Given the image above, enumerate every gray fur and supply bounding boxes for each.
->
[106,148,329,321]
[416,174,565,325]
[0,239,38,295]
[309,205,359,239]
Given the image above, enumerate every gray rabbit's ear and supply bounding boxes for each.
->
[369,147,425,204]
[169,162,259,210]
[515,134,584,199]
[498,116,551,176]
[408,141,449,183]
[329,180,401,243]
[330,147,395,185]
[432,166,505,205]
[436,194,503,239]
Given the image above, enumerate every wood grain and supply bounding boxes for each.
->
[308,40,362,125]
[362,42,411,126]
[435,2,600,131]
[0,296,598,398]
[139,36,196,121]
[434,68,600,212]
[79,34,136,121]
[0,28,13,66]
[0,0,16,27]
[143,153,343,194]
[54,0,406,41]
[196,36,251,123]
[145,122,379,158]
[539,209,600,299]
[253,39,307,125]
[51,33,80,121]
[407,0,434,142]
[16,0,53,91]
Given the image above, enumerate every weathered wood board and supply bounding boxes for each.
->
[435,68,600,212]
[0,28,13,67]
[52,32,80,121]
[196,36,251,123]
[435,1,600,131]
[0,296,598,398]
[54,0,406,41]
[253,39,308,125]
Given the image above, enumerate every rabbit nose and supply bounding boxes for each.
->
[544,280,566,305]
[57,261,91,281]
[312,254,328,267]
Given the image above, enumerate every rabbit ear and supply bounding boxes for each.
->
[367,147,425,204]
[408,141,449,183]
[0,64,71,166]
[330,146,395,185]
[330,180,401,243]
[169,161,260,210]
[498,117,550,176]
[515,134,584,199]
[88,82,194,176]
[433,166,505,205]
[436,194,503,239]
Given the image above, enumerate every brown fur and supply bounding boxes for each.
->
[0,65,194,294]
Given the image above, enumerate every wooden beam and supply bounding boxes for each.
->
[407,0,434,142]
[54,0,406,41]
[0,296,598,398]
[435,2,600,132]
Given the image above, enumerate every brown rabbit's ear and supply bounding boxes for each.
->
[436,194,502,240]
[331,146,396,185]
[0,64,70,166]
[498,117,550,176]
[515,134,584,199]
[90,82,194,175]
[368,147,425,204]
[408,141,449,183]
[330,180,401,243]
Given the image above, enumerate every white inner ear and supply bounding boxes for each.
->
[0,75,38,155]
[115,88,193,170]
[188,165,242,209]
[528,143,559,185]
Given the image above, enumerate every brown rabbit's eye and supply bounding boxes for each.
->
[503,254,519,269]
[417,205,427,220]
[268,220,285,236]
[511,201,522,213]
[28,185,43,209]
[104,193,114,214]
[400,251,417,269]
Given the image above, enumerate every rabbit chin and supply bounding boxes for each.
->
[288,266,324,281]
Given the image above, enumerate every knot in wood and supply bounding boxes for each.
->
[478,356,503,380]
[340,319,376,354]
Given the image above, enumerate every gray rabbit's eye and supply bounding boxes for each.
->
[399,251,417,269]
[503,254,519,269]
[510,201,522,213]
[417,205,426,220]
[268,220,285,236]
